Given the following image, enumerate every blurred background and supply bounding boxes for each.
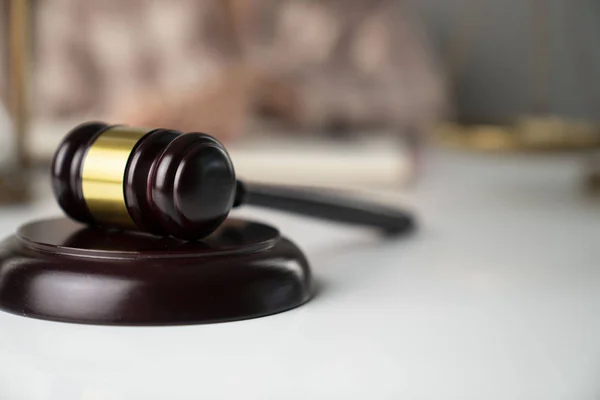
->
[0,0,599,205]
[3,3,600,398]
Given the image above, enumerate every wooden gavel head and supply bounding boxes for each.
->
[51,122,238,240]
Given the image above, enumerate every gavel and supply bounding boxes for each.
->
[51,122,414,240]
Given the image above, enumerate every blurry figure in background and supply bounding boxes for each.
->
[32,0,446,144]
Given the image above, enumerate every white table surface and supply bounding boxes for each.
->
[1,149,599,400]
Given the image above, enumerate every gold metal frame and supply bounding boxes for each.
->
[8,0,30,167]
[436,116,600,153]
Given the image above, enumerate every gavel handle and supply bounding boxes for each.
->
[235,181,415,235]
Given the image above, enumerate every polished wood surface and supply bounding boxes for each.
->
[147,132,236,240]
[124,128,179,235]
[51,122,109,224]
[0,217,312,325]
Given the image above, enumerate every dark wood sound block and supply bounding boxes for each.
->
[0,217,312,325]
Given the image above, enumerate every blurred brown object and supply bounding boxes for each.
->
[115,66,254,142]
[22,0,446,141]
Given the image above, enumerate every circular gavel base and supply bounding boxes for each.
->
[0,217,312,326]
